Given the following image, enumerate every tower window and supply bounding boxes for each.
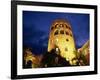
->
[66,31,69,35]
[59,24,64,28]
[60,30,64,34]
[66,39,69,41]
[55,24,58,28]
[54,30,58,35]
[69,27,71,30]
[51,27,54,30]
[66,25,71,30]
[66,25,68,28]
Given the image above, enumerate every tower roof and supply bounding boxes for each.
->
[51,19,71,26]
[50,19,72,30]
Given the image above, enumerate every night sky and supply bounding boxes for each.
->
[23,11,89,55]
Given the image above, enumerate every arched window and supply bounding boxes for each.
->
[66,25,69,29]
[66,31,69,35]
[69,27,71,30]
[66,25,68,28]
[51,27,54,30]
[54,30,59,35]
[66,24,71,30]
[60,30,64,34]
[55,24,58,28]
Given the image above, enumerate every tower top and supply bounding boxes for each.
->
[51,19,72,30]
[52,19,69,23]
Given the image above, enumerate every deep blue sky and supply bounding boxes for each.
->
[23,11,89,54]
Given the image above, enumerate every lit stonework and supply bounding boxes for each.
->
[24,48,42,68]
[48,19,76,64]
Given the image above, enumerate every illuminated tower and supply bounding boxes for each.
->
[48,19,76,65]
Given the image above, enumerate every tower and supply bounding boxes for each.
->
[48,19,76,65]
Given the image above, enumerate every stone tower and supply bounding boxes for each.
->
[48,19,76,65]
